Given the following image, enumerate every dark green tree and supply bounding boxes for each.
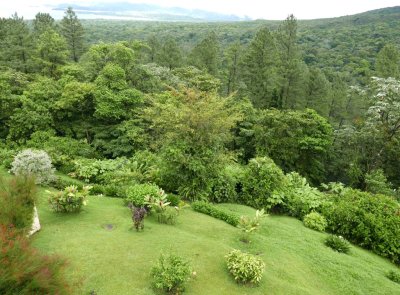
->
[33,12,55,36]
[60,7,85,62]
[189,32,219,75]
[376,44,400,79]
[223,42,242,95]
[158,37,182,70]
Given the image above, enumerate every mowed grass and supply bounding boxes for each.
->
[29,188,400,295]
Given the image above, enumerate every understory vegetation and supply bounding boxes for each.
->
[1,5,400,294]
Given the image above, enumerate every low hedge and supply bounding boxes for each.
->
[191,201,240,226]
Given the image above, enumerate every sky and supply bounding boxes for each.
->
[1,0,399,20]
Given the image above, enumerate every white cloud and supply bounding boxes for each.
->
[1,0,399,20]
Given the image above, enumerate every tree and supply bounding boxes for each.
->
[189,32,220,75]
[0,14,34,73]
[223,42,242,95]
[146,34,161,63]
[33,12,55,36]
[35,29,69,77]
[305,67,331,116]
[60,7,85,62]
[277,14,306,109]
[242,27,279,108]
[144,88,241,200]
[158,37,182,70]
[376,44,400,79]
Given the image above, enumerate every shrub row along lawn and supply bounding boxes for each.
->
[31,190,400,295]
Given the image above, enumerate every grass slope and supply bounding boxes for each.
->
[30,190,400,295]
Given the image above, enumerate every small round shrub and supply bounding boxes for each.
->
[151,253,192,294]
[303,212,327,232]
[386,270,400,284]
[325,235,350,254]
[124,183,162,207]
[11,149,55,184]
[225,249,265,284]
[166,193,181,207]
[48,185,90,213]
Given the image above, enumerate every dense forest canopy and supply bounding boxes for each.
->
[1,6,400,190]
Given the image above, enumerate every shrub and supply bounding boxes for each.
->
[192,201,240,226]
[225,249,265,284]
[365,169,394,196]
[303,212,327,232]
[386,270,400,284]
[11,149,55,184]
[166,193,181,207]
[151,253,192,294]
[124,183,162,207]
[210,164,244,203]
[0,175,36,231]
[127,203,146,231]
[0,225,71,295]
[145,191,178,225]
[0,147,16,169]
[51,176,84,191]
[325,235,350,254]
[239,157,286,211]
[322,189,400,264]
[238,209,266,243]
[48,185,90,213]
[284,172,327,218]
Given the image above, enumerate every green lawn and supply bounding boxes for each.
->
[30,188,400,295]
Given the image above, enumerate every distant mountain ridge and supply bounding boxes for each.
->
[53,2,251,22]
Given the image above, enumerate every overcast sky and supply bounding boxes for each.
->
[1,0,399,20]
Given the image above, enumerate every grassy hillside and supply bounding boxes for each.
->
[30,187,400,294]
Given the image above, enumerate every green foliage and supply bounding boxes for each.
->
[60,7,85,62]
[239,157,287,211]
[325,235,351,254]
[385,270,400,284]
[365,169,394,196]
[238,209,266,242]
[124,183,162,207]
[11,149,55,184]
[0,175,36,231]
[322,189,400,264]
[210,164,244,203]
[376,44,400,79]
[0,225,71,295]
[191,201,240,226]
[144,88,240,200]
[166,193,181,207]
[48,185,90,213]
[151,253,192,294]
[303,212,327,232]
[72,157,128,183]
[284,172,327,218]
[253,109,333,184]
[225,249,265,284]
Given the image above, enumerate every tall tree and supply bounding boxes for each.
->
[189,32,219,75]
[0,14,34,73]
[158,37,182,70]
[242,27,279,109]
[223,42,242,95]
[60,7,85,62]
[33,12,55,36]
[277,14,306,109]
[376,44,400,79]
[305,67,331,116]
[146,34,161,63]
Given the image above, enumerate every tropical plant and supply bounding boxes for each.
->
[225,249,265,284]
[237,209,266,242]
[48,185,90,213]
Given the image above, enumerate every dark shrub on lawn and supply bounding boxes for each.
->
[325,235,350,254]
[192,201,240,226]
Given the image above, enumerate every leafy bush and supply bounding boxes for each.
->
[225,249,265,284]
[325,235,350,254]
[365,169,394,196]
[386,270,400,284]
[210,164,244,203]
[146,193,178,225]
[124,183,162,207]
[322,189,400,264]
[0,225,71,295]
[238,209,266,242]
[284,172,327,218]
[11,149,55,184]
[166,193,181,207]
[0,147,16,169]
[72,157,129,183]
[303,212,327,232]
[0,175,36,231]
[192,201,240,226]
[48,185,90,213]
[51,176,84,191]
[239,157,286,211]
[151,253,192,294]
